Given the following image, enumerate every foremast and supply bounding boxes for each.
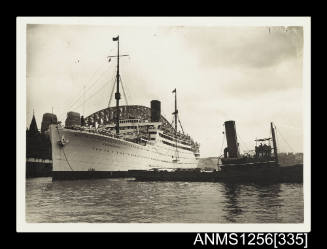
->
[113,36,120,134]
[108,36,128,135]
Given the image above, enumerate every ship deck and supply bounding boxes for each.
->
[129,164,303,183]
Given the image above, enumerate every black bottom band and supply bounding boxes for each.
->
[129,165,303,183]
[52,171,130,181]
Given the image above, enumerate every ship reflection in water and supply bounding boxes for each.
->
[26,177,303,223]
[220,183,302,223]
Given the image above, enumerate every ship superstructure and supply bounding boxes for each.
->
[49,36,200,180]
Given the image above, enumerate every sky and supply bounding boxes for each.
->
[26,21,306,157]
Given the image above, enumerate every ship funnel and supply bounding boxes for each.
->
[81,116,86,126]
[65,111,81,127]
[151,100,161,122]
[41,113,58,133]
[224,120,239,158]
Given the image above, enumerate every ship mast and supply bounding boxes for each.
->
[271,122,279,163]
[172,89,179,161]
[174,89,178,134]
[107,36,130,135]
[114,36,120,134]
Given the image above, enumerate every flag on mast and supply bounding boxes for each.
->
[172,88,176,93]
[113,36,119,41]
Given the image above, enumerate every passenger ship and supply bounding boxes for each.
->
[49,36,200,180]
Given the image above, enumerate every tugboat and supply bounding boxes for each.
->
[218,121,302,182]
[220,121,279,168]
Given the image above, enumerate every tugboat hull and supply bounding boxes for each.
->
[130,164,303,183]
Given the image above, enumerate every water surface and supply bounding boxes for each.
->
[26,177,303,223]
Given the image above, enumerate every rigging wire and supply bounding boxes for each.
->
[178,116,185,134]
[119,75,129,106]
[57,52,130,123]
[83,64,113,96]
[86,59,110,89]
[66,68,111,112]
[60,63,113,119]
[63,61,110,109]
[276,127,294,152]
[170,118,175,129]
[219,131,225,157]
[81,80,110,106]
[122,74,133,104]
[60,75,110,120]
[108,76,117,107]
[237,132,250,153]
[274,124,281,152]
[58,78,110,122]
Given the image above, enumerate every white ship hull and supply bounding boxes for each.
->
[49,124,198,180]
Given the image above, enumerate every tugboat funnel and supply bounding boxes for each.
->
[224,120,239,158]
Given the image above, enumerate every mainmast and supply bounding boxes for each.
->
[172,89,179,161]
[271,122,279,163]
[173,89,178,133]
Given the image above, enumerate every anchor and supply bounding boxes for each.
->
[57,135,69,147]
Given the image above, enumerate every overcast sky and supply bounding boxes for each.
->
[26,23,305,157]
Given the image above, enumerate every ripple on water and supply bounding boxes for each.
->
[25,178,303,223]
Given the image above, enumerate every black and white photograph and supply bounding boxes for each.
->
[17,17,311,232]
